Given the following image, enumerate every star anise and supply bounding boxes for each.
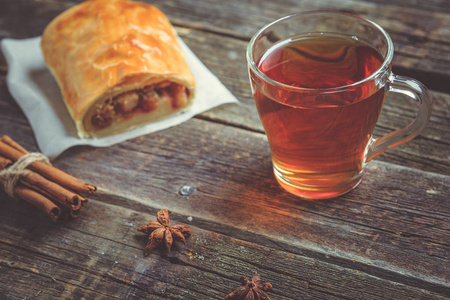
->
[225,273,273,300]
[137,209,191,255]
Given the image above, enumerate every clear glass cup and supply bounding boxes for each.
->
[246,11,433,199]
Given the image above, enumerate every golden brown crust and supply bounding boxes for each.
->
[41,0,196,138]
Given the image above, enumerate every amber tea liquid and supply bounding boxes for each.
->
[255,34,386,198]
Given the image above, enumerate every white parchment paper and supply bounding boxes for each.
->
[1,37,238,159]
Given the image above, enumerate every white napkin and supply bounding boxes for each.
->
[1,37,238,159]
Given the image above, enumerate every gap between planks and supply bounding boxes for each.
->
[88,188,450,296]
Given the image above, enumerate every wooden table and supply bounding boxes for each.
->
[0,0,449,299]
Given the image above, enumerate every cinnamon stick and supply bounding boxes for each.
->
[14,184,62,222]
[0,139,96,194]
[0,156,12,169]
[20,171,83,217]
[1,136,28,154]
[0,154,83,215]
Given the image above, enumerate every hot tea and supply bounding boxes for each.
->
[254,34,385,198]
[248,12,432,199]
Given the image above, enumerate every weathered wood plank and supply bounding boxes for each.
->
[1,24,449,177]
[0,0,448,175]
[149,0,450,93]
[367,0,450,13]
[0,0,448,298]
[0,66,449,284]
[0,93,448,296]
[175,28,450,175]
[4,117,440,283]
[0,191,448,299]
[0,0,449,93]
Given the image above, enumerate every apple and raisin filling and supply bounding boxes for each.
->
[91,81,189,129]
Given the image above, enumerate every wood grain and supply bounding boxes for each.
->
[149,0,450,93]
[0,0,449,92]
[1,0,449,175]
[1,27,449,176]
[1,187,449,299]
[175,28,450,176]
[0,0,449,299]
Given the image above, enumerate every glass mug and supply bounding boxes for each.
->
[246,11,432,199]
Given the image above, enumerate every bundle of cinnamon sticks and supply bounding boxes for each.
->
[0,135,96,222]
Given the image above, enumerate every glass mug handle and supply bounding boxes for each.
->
[366,73,433,162]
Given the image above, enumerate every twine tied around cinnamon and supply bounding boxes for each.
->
[0,136,96,222]
[0,152,51,199]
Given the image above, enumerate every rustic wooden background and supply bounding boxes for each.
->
[0,0,449,299]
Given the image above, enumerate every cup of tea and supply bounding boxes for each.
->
[246,11,432,199]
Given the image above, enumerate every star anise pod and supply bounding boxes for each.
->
[225,273,273,300]
[137,209,191,255]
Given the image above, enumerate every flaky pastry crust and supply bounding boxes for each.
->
[41,0,196,138]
